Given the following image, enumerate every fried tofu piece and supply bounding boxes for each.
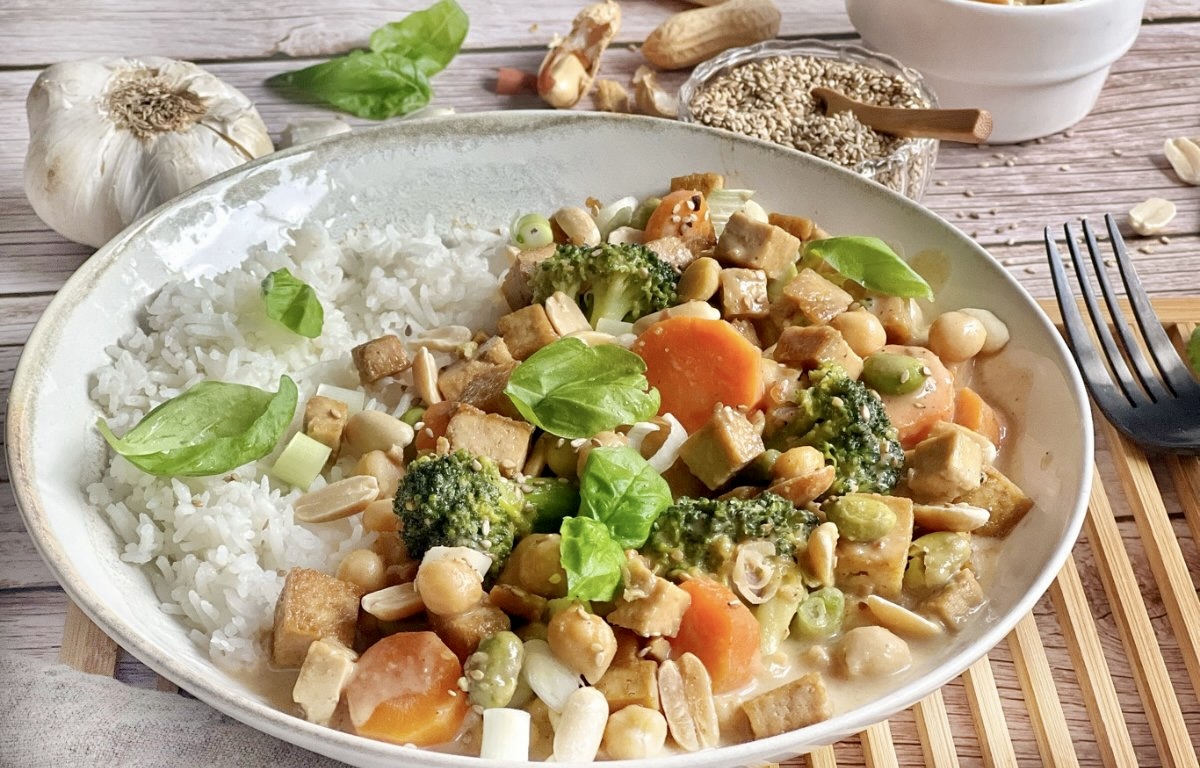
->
[645,235,699,273]
[497,303,560,361]
[766,212,821,243]
[292,638,357,726]
[594,659,661,712]
[742,672,832,738]
[834,494,914,600]
[501,244,556,311]
[873,295,924,345]
[272,567,363,668]
[678,405,765,490]
[458,362,521,419]
[607,577,692,639]
[905,427,985,503]
[954,465,1034,537]
[718,268,770,320]
[670,172,724,196]
[303,395,349,460]
[772,325,863,378]
[428,600,511,662]
[715,212,801,277]
[351,335,409,383]
[919,568,986,629]
[476,336,516,365]
[445,402,534,476]
[777,268,855,326]
[489,583,547,623]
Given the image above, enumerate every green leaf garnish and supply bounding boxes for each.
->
[803,236,934,300]
[267,0,468,120]
[559,516,626,603]
[578,446,672,549]
[97,376,298,477]
[504,338,660,439]
[262,268,324,338]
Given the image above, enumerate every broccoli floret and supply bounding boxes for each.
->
[529,242,679,327]
[768,362,904,496]
[640,492,818,576]
[394,450,528,577]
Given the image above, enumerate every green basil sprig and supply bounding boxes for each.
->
[578,446,672,549]
[504,338,660,439]
[262,268,324,338]
[267,0,468,120]
[96,376,298,477]
[559,516,626,603]
[803,236,934,300]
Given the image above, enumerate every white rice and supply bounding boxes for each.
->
[86,217,511,668]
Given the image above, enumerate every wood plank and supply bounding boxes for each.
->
[59,600,119,675]
[1008,613,1080,767]
[859,721,899,768]
[0,481,57,589]
[961,657,1019,768]
[912,690,961,768]
[808,746,839,768]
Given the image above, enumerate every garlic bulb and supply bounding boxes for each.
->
[24,57,274,248]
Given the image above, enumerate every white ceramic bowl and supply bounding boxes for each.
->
[6,111,1092,767]
[845,0,1147,143]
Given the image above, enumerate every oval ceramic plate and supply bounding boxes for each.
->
[6,111,1092,767]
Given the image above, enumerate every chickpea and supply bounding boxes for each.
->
[337,548,387,593]
[353,450,404,499]
[415,556,483,616]
[362,498,399,533]
[503,534,568,598]
[544,436,579,480]
[838,626,912,678]
[831,309,887,357]
[547,603,618,683]
[603,705,668,760]
[576,430,628,477]
[342,409,415,458]
[928,311,987,363]
[770,446,826,481]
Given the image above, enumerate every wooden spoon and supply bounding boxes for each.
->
[811,87,993,144]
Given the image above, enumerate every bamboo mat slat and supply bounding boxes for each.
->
[56,304,1200,767]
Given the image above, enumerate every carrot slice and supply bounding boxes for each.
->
[954,386,1004,447]
[877,345,955,448]
[413,400,458,452]
[345,631,469,746]
[642,189,714,242]
[631,316,764,433]
[670,578,760,693]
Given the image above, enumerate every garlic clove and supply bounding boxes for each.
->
[24,57,274,248]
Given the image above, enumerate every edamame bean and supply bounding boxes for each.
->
[793,587,845,639]
[905,532,973,591]
[399,405,425,426]
[465,630,526,709]
[513,213,554,250]
[861,352,929,396]
[824,496,897,542]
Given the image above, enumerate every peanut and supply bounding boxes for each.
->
[537,0,621,109]
[642,0,782,71]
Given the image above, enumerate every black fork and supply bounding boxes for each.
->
[1045,214,1200,454]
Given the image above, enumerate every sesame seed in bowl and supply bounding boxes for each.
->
[678,39,939,201]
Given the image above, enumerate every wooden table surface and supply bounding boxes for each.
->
[1,1,1197,766]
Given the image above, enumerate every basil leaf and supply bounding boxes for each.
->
[97,376,298,477]
[262,268,324,338]
[267,51,432,120]
[369,0,468,77]
[1189,327,1200,375]
[504,338,660,439]
[803,236,934,300]
[559,516,626,602]
[579,446,672,549]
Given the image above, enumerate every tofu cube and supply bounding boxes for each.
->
[303,395,349,459]
[594,659,661,712]
[497,304,560,361]
[351,335,409,383]
[679,405,765,490]
[919,568,986,630]
[428,600,511,661]
[645,235,699,273]
[834,494,914,600]
[742,672,832,738]
[778,269,855,326]
[954,465,1034,537]
[445,403,535,476]
[607,576,693,638]
[873,295,923,344]
[439,359,496,401]
[715,212,802,277]
[767,212,821,243]
[488,583,548,623]
[501,243,555,311]
[272,567,363,668]
[459,362,521,419]
[669,172,725,196]
[292,639,358,725]
[719,268,770,319]
[476,336,516,366]
[771,325,864,378]
[906,427,985,503]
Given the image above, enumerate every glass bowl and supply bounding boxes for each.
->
[678,39,939,201]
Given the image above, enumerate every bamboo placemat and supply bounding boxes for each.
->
[58,298,1200,767]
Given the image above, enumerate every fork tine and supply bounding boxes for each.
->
[1102,214,1200,397]
[1080,219,1171,403]
[1045,226,1142,414]
[1060,222,1152,409]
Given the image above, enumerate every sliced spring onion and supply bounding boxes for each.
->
[645,413,687,473]
[595,316,633,337]
[480,708,531,761]
[606,225,644,245]
[271,432,331,490]
[520,639,581,712]
[706,188,755,235]
[594,195,638,240]
[315,383,365,413]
